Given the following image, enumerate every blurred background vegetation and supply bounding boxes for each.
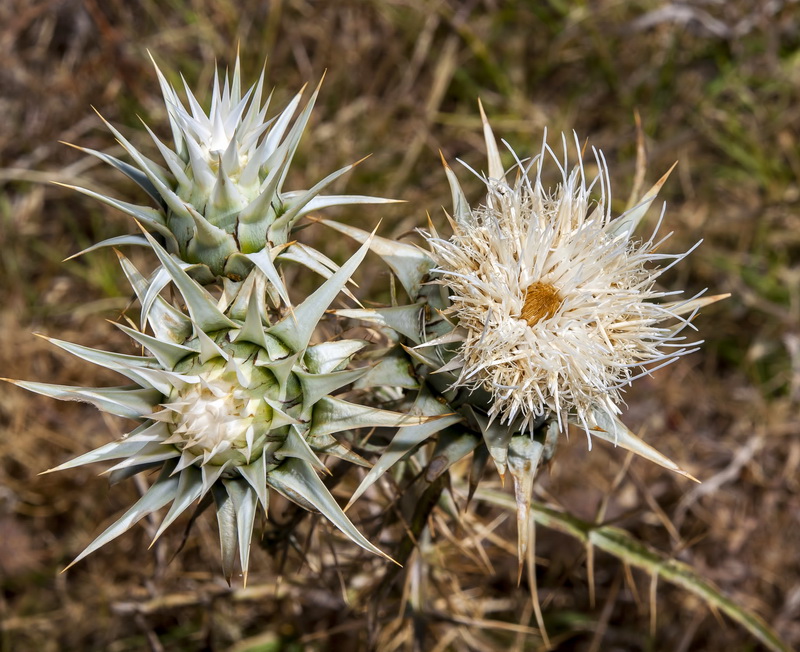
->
[1,0,799,650]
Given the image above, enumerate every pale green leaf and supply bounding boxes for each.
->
[468,406,514,478]
[152,466,204,542]
[44,438,154,474]
[10,380,159,420]
[238,454,269,516]
[211,483,238,583]
[346,412,462,509]
[317,218,432,300]
[269,234,373,353]
[353,352,419,390]
[310,396,430,438]
[587,409,696,481]
[223,478,258,583]
[425,430,481,483]
[116,251,192,343]
[336,304,425,344]
[265,458,392,561]
[305,432,370,468]
[71,144,164,206]
[304,340,367,375]
[113,322,194,370]
[294,367,369,413]
[242,247,291,308]
[275,426,327,472]
[65,235,149,261]
[141,229,237,333]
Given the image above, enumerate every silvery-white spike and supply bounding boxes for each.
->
[5,380,160,420]
[65,235,150,262]
[241,247,292,308]
[310,396,431,438]
[275,426,327,473]
[64,143,164,207]
[113,322,194,370]
[607,162,678,240]
[265,458,394,562]
[294,367,370,414]
[479,99,505,183]
[262,87,306,166]
[238,454,269,515]
[586,408,697,481]
[315,218,431,300]
[441,152,472,228]
[141,229,237,333]
[336,304,425,344]
[64,464,180,571]
[269,232,375,352]
[115,251,192,342]
[195,329,229,364]
[141,121,192,190]
[151,466,205,544]
[304,340,368,375]
[222,478,258,584]
[345,388,462,510]
[185,203,239,271]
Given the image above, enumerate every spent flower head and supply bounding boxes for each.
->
[313,109,726,563]
[424,109,717,443]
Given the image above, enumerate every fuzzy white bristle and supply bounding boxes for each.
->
[427,136,699,436]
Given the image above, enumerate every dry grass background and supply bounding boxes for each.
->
[1,1,799,650]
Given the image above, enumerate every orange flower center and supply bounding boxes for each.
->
[521,281,562,326]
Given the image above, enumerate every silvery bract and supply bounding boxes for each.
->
[62,55,396,281]
[324,106,725,560]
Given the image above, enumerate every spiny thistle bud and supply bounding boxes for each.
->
[321,106,726,561]
[6,232,437,581]
[62,55,396,281]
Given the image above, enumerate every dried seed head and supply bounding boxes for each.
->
[426,133,701,435]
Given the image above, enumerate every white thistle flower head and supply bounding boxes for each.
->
[427,115,706,440]
[160,343,276,466]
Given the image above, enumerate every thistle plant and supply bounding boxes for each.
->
[324,106,726,560]
[6,52,726,586]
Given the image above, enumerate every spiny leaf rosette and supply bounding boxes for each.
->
[64,55,395,282]
[318,108,726,561]
[8,233,428,581]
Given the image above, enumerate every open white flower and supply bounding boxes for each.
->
[426,112,711,441]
